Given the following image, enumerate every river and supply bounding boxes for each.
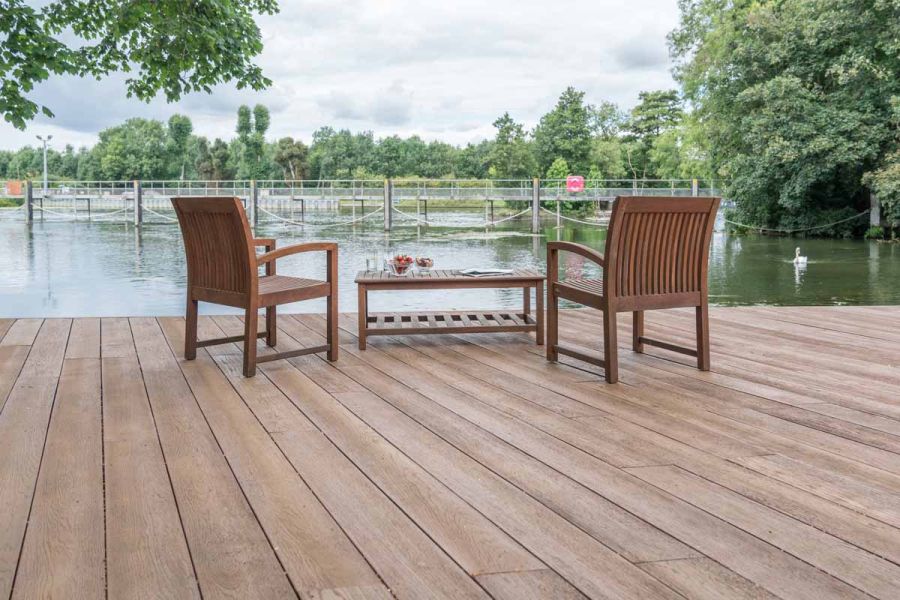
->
[1,212,897,317]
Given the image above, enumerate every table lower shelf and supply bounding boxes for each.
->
[364,311,537,336]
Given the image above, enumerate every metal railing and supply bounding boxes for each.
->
[3,178,723,230]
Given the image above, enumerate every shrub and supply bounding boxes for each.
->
[864,226,885,240]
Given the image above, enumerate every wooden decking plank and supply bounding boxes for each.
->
[65,318,100,359]
[475,569,587,599]
[0,318,43,346]
[12,357,104,600]
[804,403,900,437]
[638,558,778,600]
[0,319,70,599]
[100,317,136,358]
[327,360,870,599]
[155,318,388,598]
[736,454,900,528]
[331,386,682,599]
[102,348,199,599]
[261,360,547,577]
[0,345,29,413]
[0,318,13,341]
[130,317,296,599]
[626,465,900,599]
[212,356,490,599]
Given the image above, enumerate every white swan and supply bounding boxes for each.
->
[793,247,808,265]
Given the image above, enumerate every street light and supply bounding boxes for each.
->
[36,134,52,196]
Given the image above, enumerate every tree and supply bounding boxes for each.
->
[488,112,536,178]
[533,87,595,175]
[1,0,278,129]
[545,157,570,179]
[671,0,900,233]
[273,137,309,180]
[628,90,683,139]
[235,104,270,179]
[166,114,193,179]
[91,118,168,179]
[454,140,493,179]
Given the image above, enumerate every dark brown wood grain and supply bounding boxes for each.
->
[354,270,545,349]
[171,197,338,376]
[547,196,720,382]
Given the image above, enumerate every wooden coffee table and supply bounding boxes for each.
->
[355,269,545,350]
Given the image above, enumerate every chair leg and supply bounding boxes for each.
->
[632,311,644,353]
[696,303,710,371]
[266,306,277,347]
[327,290,339,362]
[243,308,259,377]
[185,298,198,360]
[603,310,619,383]
[546,283,558,361]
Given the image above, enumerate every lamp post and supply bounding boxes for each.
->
[36,134,52,197]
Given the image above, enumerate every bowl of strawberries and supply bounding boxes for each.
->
[387,254,414,276]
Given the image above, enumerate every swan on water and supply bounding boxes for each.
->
[793,247,808,265]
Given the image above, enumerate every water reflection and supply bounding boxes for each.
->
[0,216,897,317]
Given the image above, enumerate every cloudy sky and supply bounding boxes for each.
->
[1,0,681,151]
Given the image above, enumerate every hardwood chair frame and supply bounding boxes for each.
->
[172,197,338,377]
[547,196,720,383]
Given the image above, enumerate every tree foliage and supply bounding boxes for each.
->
[671,0,900,232]
[533,87,595,175]
[488,112,536,178]
[0,0,278,129]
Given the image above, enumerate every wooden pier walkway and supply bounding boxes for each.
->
[1,306,899,599]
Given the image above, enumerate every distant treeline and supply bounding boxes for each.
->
[0,87,702,185]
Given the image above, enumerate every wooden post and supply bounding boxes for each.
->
[692,178,699,197]
[133,179,142,226]
[25,180,33,223]
[531,177,540,234]
[871,191,881,227]
[87,196,91,221]
[383,178,392,231]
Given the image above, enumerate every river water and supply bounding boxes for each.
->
[1,212,897,317]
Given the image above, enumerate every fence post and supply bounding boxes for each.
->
[383,178,392,231]
[691,178,699,197]
[531,177,540,234]
[251,179,259,225]
[133,179,142,226]
[25,180,33,223]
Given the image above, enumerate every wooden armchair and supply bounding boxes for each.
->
[172,197,338,377]
[547,196,720,383]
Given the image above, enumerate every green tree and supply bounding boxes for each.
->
[533,87,595,175]
[488,112,536,178]
[166,114,193,179]
[1,0,278,129]
[545,157,570,179]
[671,0,899,233]
[91,118,168,179]
[235,104,270,179]
[454,140,493,179]
[272,137,309,180]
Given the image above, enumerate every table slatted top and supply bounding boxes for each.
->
[355,268,544,284]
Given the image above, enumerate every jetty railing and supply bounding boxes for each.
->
[2,178,722,231]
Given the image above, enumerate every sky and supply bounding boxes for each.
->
[0,0,681,151]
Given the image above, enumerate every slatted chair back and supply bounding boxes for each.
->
[172,197,257,297]
[603,196,720,308]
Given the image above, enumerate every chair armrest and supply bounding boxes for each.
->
[253,238,276,250]
[547,241,604,267]
[257,242,337,266]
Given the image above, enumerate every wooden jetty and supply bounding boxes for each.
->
[1,305,898,599]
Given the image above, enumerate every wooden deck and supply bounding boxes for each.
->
[1,306,900,599]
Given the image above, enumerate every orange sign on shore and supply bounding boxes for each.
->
[5,180,23,196]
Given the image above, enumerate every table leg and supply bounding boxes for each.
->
[535,281,544,345]
[357,285,368,350]
[523,286,531,320]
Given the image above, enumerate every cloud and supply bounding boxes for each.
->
[0,0,681,150]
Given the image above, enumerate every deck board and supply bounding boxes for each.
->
[2,306,900,599]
